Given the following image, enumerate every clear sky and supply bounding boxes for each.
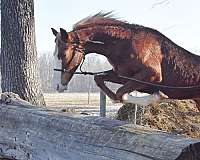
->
[34,0,200,55]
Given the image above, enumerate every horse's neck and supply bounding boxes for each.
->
[84,42,107,56]
[76,25,131,56]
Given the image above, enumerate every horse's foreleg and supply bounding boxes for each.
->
[116,81,167,105]
[116,68,161,102]
[116,81,146,100]
[94,70,126,101]
[94,70,118,101]
[94,75,118,101]
[122,91,168,106]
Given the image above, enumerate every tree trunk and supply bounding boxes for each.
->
[1,0,45,106]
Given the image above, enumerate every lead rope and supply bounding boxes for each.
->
[54,66,200,89]
[79,55,85,74]
[54,43,200,89]
[78,56,109,75]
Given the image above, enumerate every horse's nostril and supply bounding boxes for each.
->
[57,84,68,92]
[61,78,68,86]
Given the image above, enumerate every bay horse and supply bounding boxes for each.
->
[51,12,200,110]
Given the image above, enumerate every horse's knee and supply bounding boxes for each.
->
[94,75,104,86]
[116,88,126,100]
[116,82,137,99]
[94,75,101,83]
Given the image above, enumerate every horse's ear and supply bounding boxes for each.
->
[60,28,68,42]
[51,28,58,36]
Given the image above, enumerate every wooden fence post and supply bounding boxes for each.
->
[100,90,106,117]
[134,92,138,125]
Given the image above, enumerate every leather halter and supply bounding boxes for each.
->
[73,31,80,45]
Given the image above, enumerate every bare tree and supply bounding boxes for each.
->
[1,0,45,106]
[38,53,55,92]
[35,52,118,93]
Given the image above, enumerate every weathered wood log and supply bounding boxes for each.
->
[0,93,199,160]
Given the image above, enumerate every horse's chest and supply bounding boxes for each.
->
[108,58,140,75]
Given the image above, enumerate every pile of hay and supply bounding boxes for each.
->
[117,100,200,138]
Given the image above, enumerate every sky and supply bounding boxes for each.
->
[34,0,200,55]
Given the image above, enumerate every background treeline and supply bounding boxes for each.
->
[0,51,118,93]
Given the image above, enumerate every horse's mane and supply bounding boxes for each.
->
[72,11,148,41]
[73,11,132,30]
[72,12,161,36]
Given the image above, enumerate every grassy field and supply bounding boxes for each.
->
[44,92,117,106]
[44,92,121,117]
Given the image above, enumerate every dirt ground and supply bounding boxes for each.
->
[117,100,200,139]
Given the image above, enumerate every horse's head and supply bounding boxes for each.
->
[51,28,84,91]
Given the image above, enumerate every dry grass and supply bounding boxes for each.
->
[144,100,200,138]
[117,100,200,138]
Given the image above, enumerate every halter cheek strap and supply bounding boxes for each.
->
[73,31,80,45]
[71,31,86,71]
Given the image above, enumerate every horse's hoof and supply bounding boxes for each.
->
[122,93,129,101]
[157,91,168,99]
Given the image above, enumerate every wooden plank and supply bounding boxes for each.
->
[0,105,199,160]
[0,93,199,160]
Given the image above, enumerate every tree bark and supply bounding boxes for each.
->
[1,0,45,106]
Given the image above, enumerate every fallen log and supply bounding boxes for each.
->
[0,93,199,160]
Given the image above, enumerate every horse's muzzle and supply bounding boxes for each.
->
[56,83,68,92]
